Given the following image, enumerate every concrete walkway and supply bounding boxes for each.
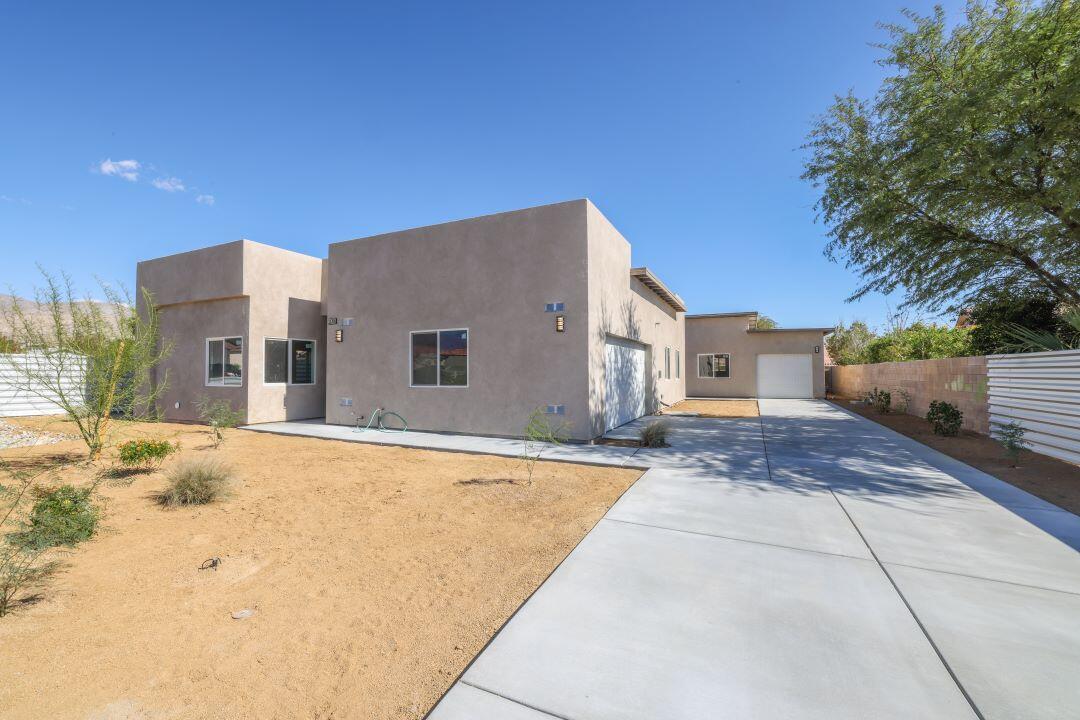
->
[244,401,1080,719]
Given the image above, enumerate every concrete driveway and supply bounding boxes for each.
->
[428,399,1080,720]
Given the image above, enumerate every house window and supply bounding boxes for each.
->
[697,353,730,379]
[676,350,681,379]
[207,337,243,386]
[264,338,316,385]
[664,347,671,379]
[411,329,468,387]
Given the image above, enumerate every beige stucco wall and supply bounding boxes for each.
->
[830,356,989,433]
[586,203,685,436]
[685,315,827,398]
[136,240,325,424]
[242,242,326,423]
[325,200,593,439]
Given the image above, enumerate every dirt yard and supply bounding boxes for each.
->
[0,417,640,720]
[835,399,1080,515]
[666,399,759,418]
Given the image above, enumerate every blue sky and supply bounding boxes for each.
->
[0,0,966,329]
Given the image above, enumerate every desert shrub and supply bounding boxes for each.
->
[994,421,1029,467]
[195,397,245,448]
[520,408,570,485]
[926,400,963,437]
[118,438,179,468]
[865,387,891,414]
[14,485,99,550]
[639,420,670,448]
[891,387,912,414]
[157,459,232,506]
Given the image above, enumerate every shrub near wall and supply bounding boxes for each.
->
[830,356,988,433]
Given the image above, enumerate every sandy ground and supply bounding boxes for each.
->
[666,399,759,418]
[0,417,640,720]
[836,399,1080,515]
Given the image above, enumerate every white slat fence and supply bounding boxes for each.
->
[0,352,87,417]
[987,349,1080,465]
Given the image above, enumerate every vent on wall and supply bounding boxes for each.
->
[545,404,565,415]
[339,398,353,407]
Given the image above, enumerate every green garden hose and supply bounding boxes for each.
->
[357,407,408,433]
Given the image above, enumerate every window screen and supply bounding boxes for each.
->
[439,330,468,386]
[291,340,315,385]
[264,339,288,384]
[411,332,438,386]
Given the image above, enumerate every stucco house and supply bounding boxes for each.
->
[137,199,829,441]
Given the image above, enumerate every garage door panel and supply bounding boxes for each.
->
[757,354,812,399]
[605,337,646,431]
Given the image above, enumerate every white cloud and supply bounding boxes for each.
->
[151,176,186,192]
[98,158,140,182]
[0,195,31,205]
[195,194,215,206]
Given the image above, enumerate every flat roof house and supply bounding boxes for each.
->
[137,200,688,441]
[685,312,833,399]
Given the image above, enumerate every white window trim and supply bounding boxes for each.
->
[205,336,244,388]
[409,328,469,388]
[263,337,317,386]
[664,346,671,380]
[697,352,731,380]
[676,349,681,379]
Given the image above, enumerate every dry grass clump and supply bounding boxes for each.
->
[156,459,232,506]
[639,420,670,448]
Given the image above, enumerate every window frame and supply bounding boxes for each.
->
[664,346,671,380]
[205,336,244,387]
[697,352,731,379]
[409,328,469,388]
[263,336,317,386]
[676,349,680,379]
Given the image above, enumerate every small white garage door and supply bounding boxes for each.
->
[604,336,646,431]
[757,354,813,399]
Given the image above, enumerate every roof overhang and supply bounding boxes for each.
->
[747,327,835,334]
[630,267,687,313]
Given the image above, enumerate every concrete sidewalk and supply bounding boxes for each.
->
[425,400,1080,720]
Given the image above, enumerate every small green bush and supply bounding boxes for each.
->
[14,485,99,550]
[865,387,891,414]
[994,421,1029,467]
[157,459,232,506]
[639,420,670,448]
[118,438,179,468]
[927,400,963,437]
[195,397,245,448]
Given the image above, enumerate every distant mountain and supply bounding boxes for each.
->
[0,294,127,338]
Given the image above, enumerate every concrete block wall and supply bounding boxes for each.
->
[830,356,989,433]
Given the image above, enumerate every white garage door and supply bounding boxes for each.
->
[757,354,813,399]
[604,336,646,431]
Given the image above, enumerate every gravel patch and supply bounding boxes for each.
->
[0,418,74,449]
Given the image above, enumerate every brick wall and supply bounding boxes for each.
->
[829,356,989,434]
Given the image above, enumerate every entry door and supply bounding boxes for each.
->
[756,354,813,399]
[604,336,646,431]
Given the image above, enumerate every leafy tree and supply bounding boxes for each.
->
[967,289,1068,354]
[0,271,171,460]
[804,1,1080,313]
[827,321,875,365]
[754,315,779,329]
[863,323,974,363]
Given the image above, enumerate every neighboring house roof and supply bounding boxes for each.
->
[629,267,687,313]
[685,311,759,319]
[747,327,835,334]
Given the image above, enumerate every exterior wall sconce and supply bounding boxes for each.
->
[555,315,565,332]
[335,329,343,342]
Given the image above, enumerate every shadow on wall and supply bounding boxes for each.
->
[591,298,656,435]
